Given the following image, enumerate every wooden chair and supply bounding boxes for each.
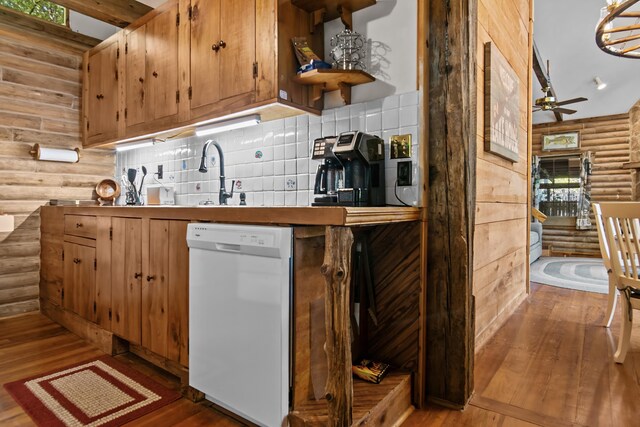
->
[593,203,617,327]
[600,202,640,363]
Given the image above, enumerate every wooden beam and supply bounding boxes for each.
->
[51,0,152,28]
[532,42,563,122]
[322,226,354,426]
[416,0,428,410]
[0,5,99,51]
[427,0,477,408]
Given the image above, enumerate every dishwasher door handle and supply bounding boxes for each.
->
[215,243,241,252]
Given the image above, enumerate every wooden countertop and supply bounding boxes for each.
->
[52,205,420,226]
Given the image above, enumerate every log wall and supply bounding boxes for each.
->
[0,21,113,318]
[629,100,640,200]
[474,0,533,349]
[532,114,632,256]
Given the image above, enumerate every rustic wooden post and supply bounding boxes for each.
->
[321,226,354,427]
[427,0,477,408]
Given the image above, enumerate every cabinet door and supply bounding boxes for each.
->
[190,0,221,109]
[125,26,146,129]
[63,242,95,320]
[94,217,112,330]
[219,0,255,100]
[111,217,142,344]
[143,220,169,357]
[143,220,189,365]
[146,5,179,122]
[190,0,255,115]
[86,40,119,141]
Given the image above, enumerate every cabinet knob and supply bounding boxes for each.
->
[139,77,144,83]
[219,40,226,49]
[76,223,83,228]
[152,71,158,78]
[134,272,142,279]
[146,275,156,282]
[212,43,220,52]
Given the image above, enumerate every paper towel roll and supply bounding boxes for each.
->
[34,144,79,163]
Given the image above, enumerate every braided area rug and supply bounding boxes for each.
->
[3,355,180,427]
[529,257,608,294]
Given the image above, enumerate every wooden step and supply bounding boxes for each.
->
[289,371,414,427]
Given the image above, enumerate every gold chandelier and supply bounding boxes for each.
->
[595,0,640,58]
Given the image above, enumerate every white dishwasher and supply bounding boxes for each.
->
[186,223,292,427]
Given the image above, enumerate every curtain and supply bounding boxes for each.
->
[576,151,593,230]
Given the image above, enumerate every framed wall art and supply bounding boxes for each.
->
[542,131,580,151]
[484,42,520,162]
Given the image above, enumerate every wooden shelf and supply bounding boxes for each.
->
[622,161,640,169]
[289,371,412,427]
[293,69,375,105]
[291,0,376,22]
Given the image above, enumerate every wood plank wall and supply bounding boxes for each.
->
[474,0,533,349]
[532,114,633,256]
[0,25,114,318]
[629,100,640,200]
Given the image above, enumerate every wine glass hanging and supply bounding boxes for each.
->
[330,28,367,70]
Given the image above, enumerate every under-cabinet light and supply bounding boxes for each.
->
[115,139,154,152]
[195,114,261,137]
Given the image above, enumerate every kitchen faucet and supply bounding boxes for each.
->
[199,140,234,205]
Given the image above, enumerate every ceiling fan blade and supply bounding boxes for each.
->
[554,107,577,114]
[555,97,588,106]
[532,108,541,112]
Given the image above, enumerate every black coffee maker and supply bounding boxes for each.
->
[312,136,342,206]
[333,131,386,207]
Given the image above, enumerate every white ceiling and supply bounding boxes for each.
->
[533,0,640,124]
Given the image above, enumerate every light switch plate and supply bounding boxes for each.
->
[390,134,412,159]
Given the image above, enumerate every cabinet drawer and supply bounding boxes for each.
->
[64,215,97,239]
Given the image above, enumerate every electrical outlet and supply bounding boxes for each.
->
[390,134,412,159]
[157,164,163,179]
[397,161,412,186]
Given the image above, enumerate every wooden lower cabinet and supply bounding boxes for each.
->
[62,217,111,329]
[143,220,189,366]
[111,217,143,344]
[63,241,95,320]
[111,217,189,366]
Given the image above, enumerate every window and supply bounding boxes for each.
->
[0,0,67,26]
[537,156,581,217]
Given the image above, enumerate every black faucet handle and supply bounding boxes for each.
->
[229,180,235,198]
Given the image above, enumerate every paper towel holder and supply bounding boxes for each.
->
[30,144,81,163]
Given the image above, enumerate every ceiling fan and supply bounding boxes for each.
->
[532,46,588,119]
[532,86,588,115]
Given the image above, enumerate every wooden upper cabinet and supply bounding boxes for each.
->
[84,39,120,144]
[125,26,146,129]
[146,5,180,122]
[189,0,256,119]
[124,2,181,133]
[82,0,325,147]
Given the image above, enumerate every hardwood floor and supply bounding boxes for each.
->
[404,283,640,427]
[0,312,242,426]
[1,283,639,426]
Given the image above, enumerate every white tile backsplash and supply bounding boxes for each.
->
[116,90,422,207]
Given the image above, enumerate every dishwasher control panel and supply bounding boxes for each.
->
[187,223,287,258]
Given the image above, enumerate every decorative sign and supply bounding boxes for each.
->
[484,42,520,162]
[542,132,580,151]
